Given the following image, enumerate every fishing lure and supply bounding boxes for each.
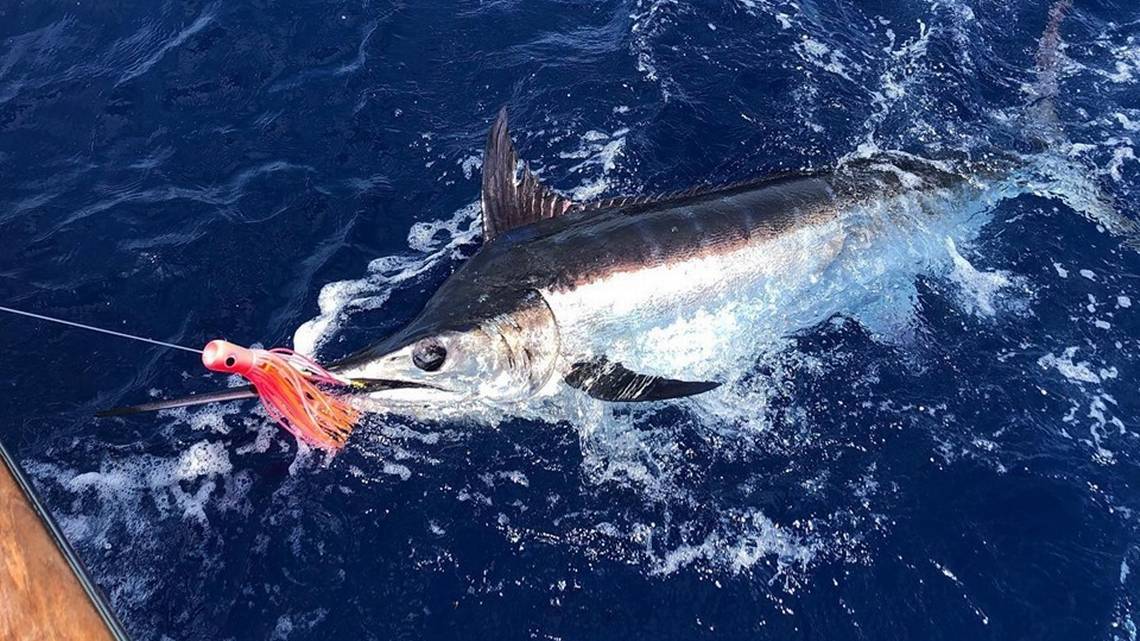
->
[0,305,360,451]
[200,341,359,450]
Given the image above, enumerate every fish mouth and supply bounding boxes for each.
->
[347,377,472,408]
[350,378,442,393]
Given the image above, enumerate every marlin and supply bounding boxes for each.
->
[328,109,1002,408]
[105,106,1013,422]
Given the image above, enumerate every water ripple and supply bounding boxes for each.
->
[115,3,220,87]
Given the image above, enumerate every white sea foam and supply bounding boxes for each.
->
[1112,112,1140,131]
[945,238,1018,317]
[1021,152,1140,244]
[383,462,412,480]
[1105,42,1140,84]
[793,37,857,82]
[628,0,685,99]
[293,202,481,355]
[559,128,629,201]
[860,16,932,151]
[162,401,241,435]
[1039,345,1127,462]
[737,0,794,28]
[649,510,819,576]
[270,609,328,641]
[1108,146,1137,182]
[1039,347,1103,384]
[458,154,482,180]
[32,439,248,548]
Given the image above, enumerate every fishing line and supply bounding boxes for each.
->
[0,305,202,354]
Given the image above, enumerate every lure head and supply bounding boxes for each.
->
[333,289,560,410]
[201,340,256,375]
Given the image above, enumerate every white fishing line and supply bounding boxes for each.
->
[0,305,202,354]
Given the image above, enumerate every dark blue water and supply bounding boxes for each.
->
[3,1,1140,639]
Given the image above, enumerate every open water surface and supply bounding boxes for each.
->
[2,1,1140,639]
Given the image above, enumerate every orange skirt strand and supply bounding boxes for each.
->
[201,340,359,451]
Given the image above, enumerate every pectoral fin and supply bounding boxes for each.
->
[565,357,719,402]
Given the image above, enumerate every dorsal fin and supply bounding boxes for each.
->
[573,171,815,215]
[481,108,575,241]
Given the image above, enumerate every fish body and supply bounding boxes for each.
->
[332,110,1007,408]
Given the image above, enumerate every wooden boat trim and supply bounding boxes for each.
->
[0,438,131,640]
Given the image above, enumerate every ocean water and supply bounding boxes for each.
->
[2,1,1139,639]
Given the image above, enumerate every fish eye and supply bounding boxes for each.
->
[412,340,446,372]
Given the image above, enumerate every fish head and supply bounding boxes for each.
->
[333,289,560,409]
